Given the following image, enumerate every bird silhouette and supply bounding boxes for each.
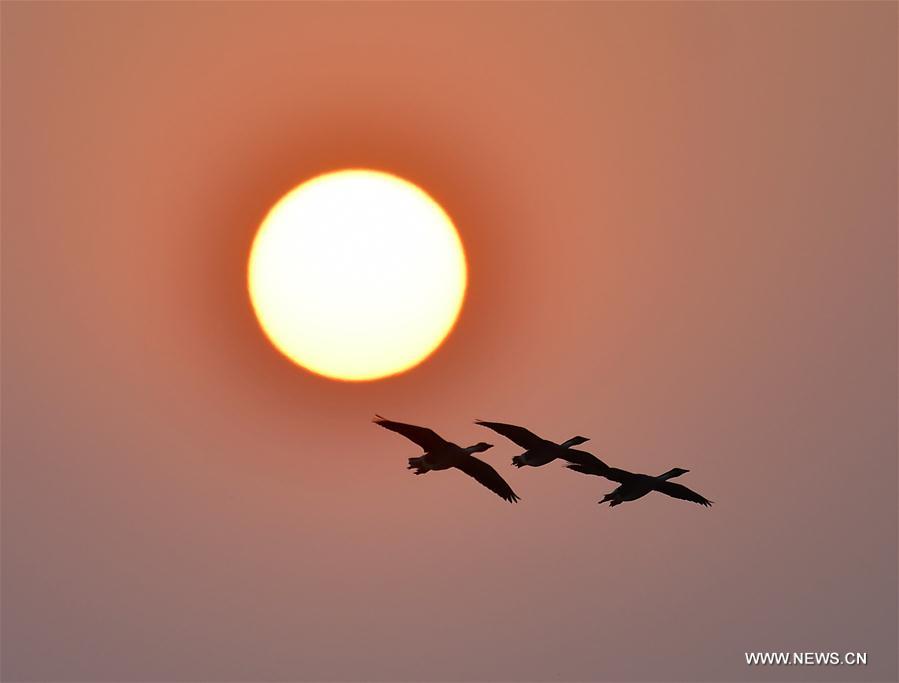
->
[474,420,593,468]
[566,457,712,508]
[374,416,520,503]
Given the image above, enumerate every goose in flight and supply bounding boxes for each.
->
[474,420,593,468]
[566,458,712,508]
[374,416,520,503]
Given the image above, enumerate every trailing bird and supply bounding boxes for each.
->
[566,458,713,508]
[374,416,520,503]
[474,420,594,468]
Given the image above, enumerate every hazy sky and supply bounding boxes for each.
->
[2,3,896,682]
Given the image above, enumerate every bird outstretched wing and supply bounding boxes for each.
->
[654,481,713,507]
[373,416,448,451]
[454,454,521,503]
[474,420,545,449]
[560,449,609,469]
[564,459,634,484]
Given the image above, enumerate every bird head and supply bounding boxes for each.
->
[669,468,690,477]
[569,436,590,446]
[469,442,494,453]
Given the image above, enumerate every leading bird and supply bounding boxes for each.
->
[374,416,520,503]
[566,456,713,508]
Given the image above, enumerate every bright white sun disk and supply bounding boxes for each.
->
[247,169,467,381]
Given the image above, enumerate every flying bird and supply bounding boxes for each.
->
[474,420,594,468]
[566,458,713,508]
[374,416,520,503]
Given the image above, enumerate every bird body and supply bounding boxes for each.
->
[567,460,712,508]
[374,416,520,503]
[407,442,491,474]
[474,420,591,468]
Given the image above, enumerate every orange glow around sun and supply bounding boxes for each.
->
[247,169,467,381]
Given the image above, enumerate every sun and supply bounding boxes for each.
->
[247,169,467,381]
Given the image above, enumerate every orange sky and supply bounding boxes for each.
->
[2,3,896,681]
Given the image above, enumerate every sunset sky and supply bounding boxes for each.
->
[2,3,896,682]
